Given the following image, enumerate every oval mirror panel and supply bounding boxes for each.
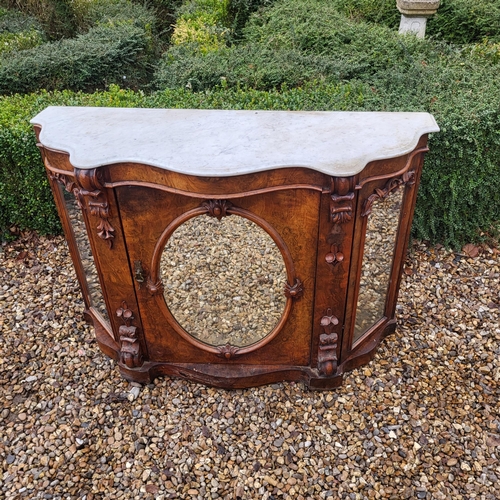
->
[160,214,288,347]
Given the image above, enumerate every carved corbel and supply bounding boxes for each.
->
[318,309,339,376]
[361,170,416,217]
[330,177,355,224]
[74,168,115,248]
[116,302,143,368]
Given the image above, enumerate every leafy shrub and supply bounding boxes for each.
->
[131,0,184,40]
[155,43,356,90]
[171,0,231,52]
[0,1,157,95]
[154,0,446,91]
[361,59,500,247]
[0,24,152,95]
[0,6,43,33]
[316,0,399,28]
[74,0,156,33]
[427,0,500,44]
[226,0,275,40]
[171,12,230,52]
[0,0,77,39]
[0,29,45,54]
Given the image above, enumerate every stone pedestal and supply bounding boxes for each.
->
[397,0,440,38]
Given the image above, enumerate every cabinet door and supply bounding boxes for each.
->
[342,140,427,362]
[115,173,321,367]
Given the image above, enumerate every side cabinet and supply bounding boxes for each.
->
[31,108,438,389]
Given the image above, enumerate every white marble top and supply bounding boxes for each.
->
[31,107,439,177]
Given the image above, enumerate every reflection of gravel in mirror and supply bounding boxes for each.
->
[354,188,404,340]
[62,187,110,323]
[160,214,288,348]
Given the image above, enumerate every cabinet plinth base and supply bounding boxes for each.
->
[89,312,398,390]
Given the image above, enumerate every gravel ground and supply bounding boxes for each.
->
[1,232,499,500]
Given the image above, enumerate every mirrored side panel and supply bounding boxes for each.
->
[57,182,110,324]
[353,187,404,342]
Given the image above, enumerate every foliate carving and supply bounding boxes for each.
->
[116,301,143,368]
[217,343,240,360]
[284,278,304,299]
[88,201,115,244]
[330,177,355,224]
[74,169,115,248]
[146,276,164,296]
[318,309,339,376]
[202,199,233,220]
[49,172,83,208]
[362,170,416,217]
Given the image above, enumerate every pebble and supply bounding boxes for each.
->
[1,232,499,499]
[127,386,141,401]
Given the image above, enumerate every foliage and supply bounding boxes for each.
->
[0,24,152,95]
[131,0,183,40]
[171,0,231,52]
[1,80,499,247]
[226,0,275,39]
[0,29,45,55]
[0,1,156,95]
[74,0,156,33]
[427,0,500,44]
[154,0,447,91]
[0,6,43,33]
[321,0,399,28]
[0,0,77,39]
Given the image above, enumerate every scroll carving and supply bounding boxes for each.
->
[116,302,143,368]
[330,177,354,224]
[74,169,115,248]
[49,172,83,208]
[362,170,416,217]
[202,199,233,220]
[217,343,240,360]
[284,278,304,299]
[318,309,339,376]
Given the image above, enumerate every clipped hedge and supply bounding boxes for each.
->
[427,0,500,44]
[154,0,449,91]
[0,0,77,40]
[1,82,499,247]
[0,1,156,95]
[0,24,152,95]
[0,6,45,54]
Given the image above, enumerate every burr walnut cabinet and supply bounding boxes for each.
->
[31,107,439,389]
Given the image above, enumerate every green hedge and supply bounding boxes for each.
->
[1,82,499,247]
[0,1,156,95]
[0,24,152,95]
[0,0,77,40]
[427,0,500,44]
[154,0,448,91]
